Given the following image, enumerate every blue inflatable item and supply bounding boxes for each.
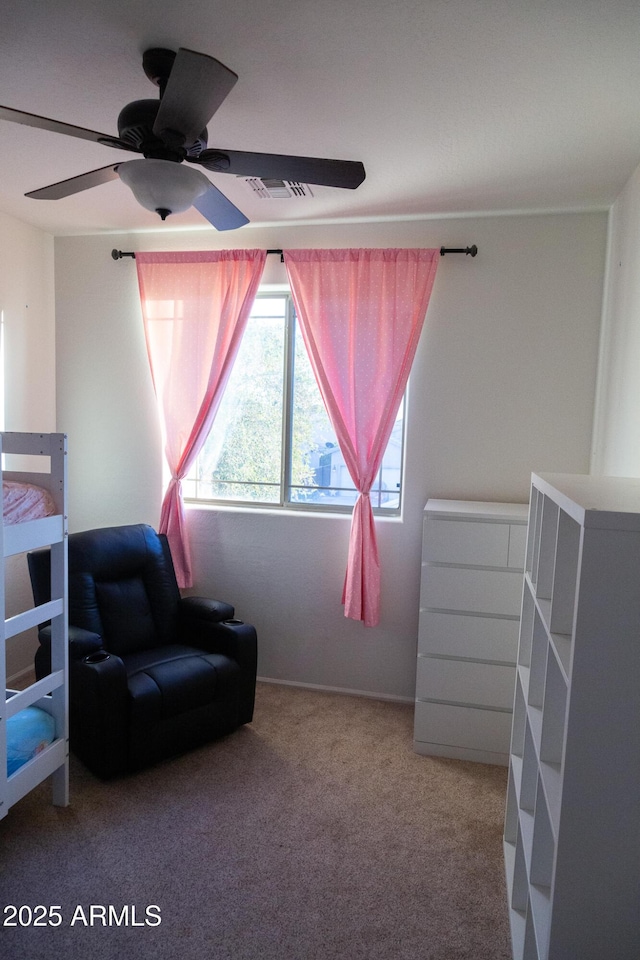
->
[7,706,56,776]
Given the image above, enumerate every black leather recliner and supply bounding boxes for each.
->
[28,523,257,779]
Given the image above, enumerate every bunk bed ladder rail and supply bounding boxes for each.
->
[0,432,69,819]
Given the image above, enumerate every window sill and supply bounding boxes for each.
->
[184,500,403,522]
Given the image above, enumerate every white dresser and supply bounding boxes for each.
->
[414,499,528,765]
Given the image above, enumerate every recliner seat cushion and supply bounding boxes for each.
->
[123,645,241,726]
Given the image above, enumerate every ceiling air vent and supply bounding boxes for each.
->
[244,178,314,199]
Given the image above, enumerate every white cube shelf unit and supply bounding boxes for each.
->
[414,499,528,765]
[504,473,640,960]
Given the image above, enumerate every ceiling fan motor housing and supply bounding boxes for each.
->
[117,100,207,159]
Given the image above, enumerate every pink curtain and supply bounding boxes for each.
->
[136,250,266,586]
[284,248,440,627]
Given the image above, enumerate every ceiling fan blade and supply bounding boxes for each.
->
[192,149,366,189]
[0,104,129,148]
[25,164,121,200]
[193,183,249,231]
[153,48,238,146]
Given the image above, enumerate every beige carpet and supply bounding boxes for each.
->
[0,682,511,960]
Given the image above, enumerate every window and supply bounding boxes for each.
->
[184,291,404,513]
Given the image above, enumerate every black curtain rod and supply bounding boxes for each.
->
[112,245,477,261]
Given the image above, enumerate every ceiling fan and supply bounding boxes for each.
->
[0,47,366,230]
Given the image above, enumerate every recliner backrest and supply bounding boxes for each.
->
[67,524,182,655]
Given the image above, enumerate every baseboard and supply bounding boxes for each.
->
[4,668,414,704]
[257,675,414,705]
[6,665,36,689]
[6,669,413,703]
[413,739,508,766]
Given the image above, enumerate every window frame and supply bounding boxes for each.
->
[185,289,405,517]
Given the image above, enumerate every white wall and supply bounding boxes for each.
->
[0,212,55,432]
[55,211,606,700]
[0,211,56,678]
[592,163,640,476]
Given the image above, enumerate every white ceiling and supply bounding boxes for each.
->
[1,0,640,236]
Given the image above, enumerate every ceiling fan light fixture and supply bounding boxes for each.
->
[117,158,210,218]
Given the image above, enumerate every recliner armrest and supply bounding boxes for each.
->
[70,650,129,779]
[185,616,258,725]
[38,623,105,661]
[177,598,257,724]
[178,595,235,630]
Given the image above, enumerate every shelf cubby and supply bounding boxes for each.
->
[520,722,538,814]
[539,650,567,767]
[530,777,554,889]
[523,909,541,960]
[528,884,551,960]
[535,497,559,601]
[528,488,543,585]
[525,490,538,577]
[511,826,529,914]
[505,765,520,844]
[549,508,580,637]
[548,631,571,682]
[519,587,535,668]
[511,676,527,757]
[527,611,548,709]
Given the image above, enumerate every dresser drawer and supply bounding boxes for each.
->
[416,656,516,709]
[421,564,523,617]
[413,700,512,755]
[418,610,519,662]
[507,522,527,568]
[423,517,510,566]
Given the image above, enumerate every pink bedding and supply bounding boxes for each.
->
[2,480,57,525]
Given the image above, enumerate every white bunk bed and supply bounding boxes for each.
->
[0,432,68,820]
